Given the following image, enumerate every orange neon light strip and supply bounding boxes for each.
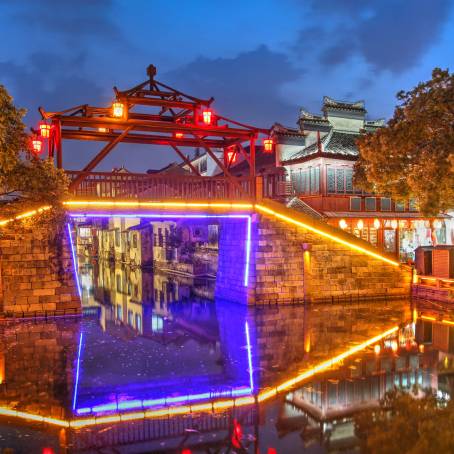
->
[0,206,51,227]
[63,200,253,210]
[421,315,436,321]
[0,325,398,429]
[255,204,400,267]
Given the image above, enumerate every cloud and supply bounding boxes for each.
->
[165,45,301,128]
[6,0,122,43]
[0,52,107,124]
[300,0,452,73]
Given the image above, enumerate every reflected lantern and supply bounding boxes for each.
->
[174,132,184,138]
[339,219,347,229]
[202,109,213,125]
[39,121,51,138]
[263,138,273,153]
[32,136,43,154]
[112,101,125,118]
[373,218,381,229]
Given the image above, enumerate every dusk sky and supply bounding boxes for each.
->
[1,0,453,171]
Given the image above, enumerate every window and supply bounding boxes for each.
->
[345,169,353,193]
[310,167,320,194]
[135,314,142,332]
[199,157,207,173]
[116,305,122,320]
[115,229,120,247]
[365,197,376,211]
[152,315,163,333]
[336,169,345,193]
[381,198,391,211]
[116,274,122,292]
[350,197,361,211]
[409,198,418,212]
[128,310,133,326]
[132,233,137,248]
[158,228,163,247]
[327,168,335,193]
[395,200,405,211]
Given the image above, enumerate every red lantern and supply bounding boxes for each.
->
[202,109,213,125]
[32,136,43,154]
[174,132,184,138]
[263,137,273,152]
[39,121,51,138]
[227,150,237,164]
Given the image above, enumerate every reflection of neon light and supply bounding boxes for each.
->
[0,325,399,429]
[76,387,252,416]
[72,332,83,411]
[255,204,400,267]
[245,322,254,391]
[68,213,251,287]
[66,223,82,298]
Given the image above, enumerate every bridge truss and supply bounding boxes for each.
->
[39,64,270,197]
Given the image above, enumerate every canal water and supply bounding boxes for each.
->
[0,219,452,453]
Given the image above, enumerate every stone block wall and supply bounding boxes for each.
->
[0,223,81,316]
[216,201,412,305]
[0,318,80,418]
[251,213,412,303]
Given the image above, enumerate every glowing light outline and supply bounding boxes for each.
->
[255,203,400,267]
[67,213,251,287]
[0,205,51,227]
[66,223,82,298]
[72,332,83,411]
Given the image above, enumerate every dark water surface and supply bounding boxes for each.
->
[0,256,452,453]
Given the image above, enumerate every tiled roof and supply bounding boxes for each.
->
[283,130,359,163]
[323,96,366,112]
[287,197,325,220]
[324,131,360,156]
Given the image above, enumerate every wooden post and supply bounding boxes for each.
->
[250,135,256,199]
[56,120,63,169]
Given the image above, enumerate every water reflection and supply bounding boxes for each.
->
[0,217,453,452]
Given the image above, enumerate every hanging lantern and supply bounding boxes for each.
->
[399,220,407,229]
[357,219,364,230]
[227,150,237,164]
[391,340,398,353]
[374,344,381,355]
[391,219,398,229]
[174,132,184,138]
[31,136,43,154]
[39,121,51,138]
[263,138,274,153]
[112,101,125,118]
[339,219,347,230]
[373,218,381,229]
[201,109,213,125]
[98,127,108,133]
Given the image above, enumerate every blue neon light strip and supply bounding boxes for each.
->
[75,387,252,415]
[68,213,252,287]
[245,321,254,391]
[72,332,83,411]
[66,223,82,298]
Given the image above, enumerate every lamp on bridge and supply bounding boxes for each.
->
[31,136,43,154]
[174,132,184,138]
[39,121,51,139]
[263,137,274,153]
[112,101,126,119]
[201,108,213,125]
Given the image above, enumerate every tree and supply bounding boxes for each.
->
[355,388,454,454]
[0,85,69,215]
[354,68,454,216]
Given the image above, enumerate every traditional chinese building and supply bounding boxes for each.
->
[273,96,453,262]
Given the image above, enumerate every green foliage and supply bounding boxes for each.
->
[354,68,454,216]
[355,388,454,454]
[0,84,69,216]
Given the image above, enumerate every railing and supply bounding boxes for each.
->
[415,275,454,290]
[66,171,256,201]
